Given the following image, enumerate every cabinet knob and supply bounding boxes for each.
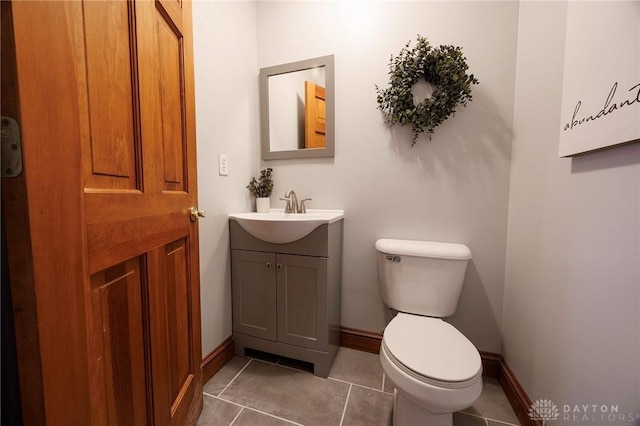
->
[277,263,283,269]
[266,262,272,268]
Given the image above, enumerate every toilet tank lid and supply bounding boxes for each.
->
[375,239,471,260]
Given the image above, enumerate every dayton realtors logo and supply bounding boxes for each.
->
[563,404,639,423]
[529,399,640,424]
[529,399,560,425]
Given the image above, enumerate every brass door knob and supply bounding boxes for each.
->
[190,206,206,222]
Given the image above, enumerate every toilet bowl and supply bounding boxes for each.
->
[375,238,482,426]
[380,313,482,425]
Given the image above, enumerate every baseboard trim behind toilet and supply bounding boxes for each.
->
[478,350,501,379]
[339,326,383,354]
[339,326,540,426]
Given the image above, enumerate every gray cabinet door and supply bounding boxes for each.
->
[232,250,277,341]
[276,254,328,350]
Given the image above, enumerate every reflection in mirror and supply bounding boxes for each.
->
[269,67,325,151]
[260,55,334,160]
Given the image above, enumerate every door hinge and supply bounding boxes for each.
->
[1,117,22,178]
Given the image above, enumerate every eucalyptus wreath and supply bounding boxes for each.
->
[375,35,479,145]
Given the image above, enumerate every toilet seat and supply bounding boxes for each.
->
[383,313,482,389]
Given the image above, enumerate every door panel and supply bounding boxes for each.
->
[148,238,197,425]
[82,0,141,191]
[155,7,187,192]
[157,0,184,33]
[163,239,192,403]
[90,258,148,426]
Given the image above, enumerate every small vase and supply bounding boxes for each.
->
[256,197,270,213]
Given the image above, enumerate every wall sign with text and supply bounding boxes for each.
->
[559,2,640,157]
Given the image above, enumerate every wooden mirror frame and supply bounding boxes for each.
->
[260,55,335,160]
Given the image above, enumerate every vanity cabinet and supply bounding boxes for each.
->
[229,219,342,377]
[232,251,328,350]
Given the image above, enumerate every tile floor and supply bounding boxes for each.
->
[198,347,520,426]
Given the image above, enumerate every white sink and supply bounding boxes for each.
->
[229,209,344,244]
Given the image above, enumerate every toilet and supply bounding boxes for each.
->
[375,238,482,426]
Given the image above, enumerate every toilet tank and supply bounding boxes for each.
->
[375,239,471,317]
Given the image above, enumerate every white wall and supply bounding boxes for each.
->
[503,1,640,420]
[255,1,519,353]
[192,1,259,355]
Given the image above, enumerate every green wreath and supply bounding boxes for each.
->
[375,35,479,145]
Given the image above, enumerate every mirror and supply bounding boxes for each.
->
[260,55,335,160]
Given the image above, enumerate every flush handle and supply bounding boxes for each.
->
[386,255,401,263]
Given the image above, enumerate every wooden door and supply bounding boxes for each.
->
[231,250,277,341]
[2,1,202,425]
[304,81,327,148]
[276,254,328,350]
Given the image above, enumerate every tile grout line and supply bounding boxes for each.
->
[460,410,519,426]
[338,384,352,426]
[327,376,392,396]
[228,407,244,426]
[217,358,253,398]
[211,394,305,426]
[484,418,519,426]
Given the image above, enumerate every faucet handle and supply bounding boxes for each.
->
[299,198,312,214]
[279,197,292,213]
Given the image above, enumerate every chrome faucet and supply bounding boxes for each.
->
[280,189,299,213]
[279,189,311,214]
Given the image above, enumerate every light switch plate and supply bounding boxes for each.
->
[218,153,228,176]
